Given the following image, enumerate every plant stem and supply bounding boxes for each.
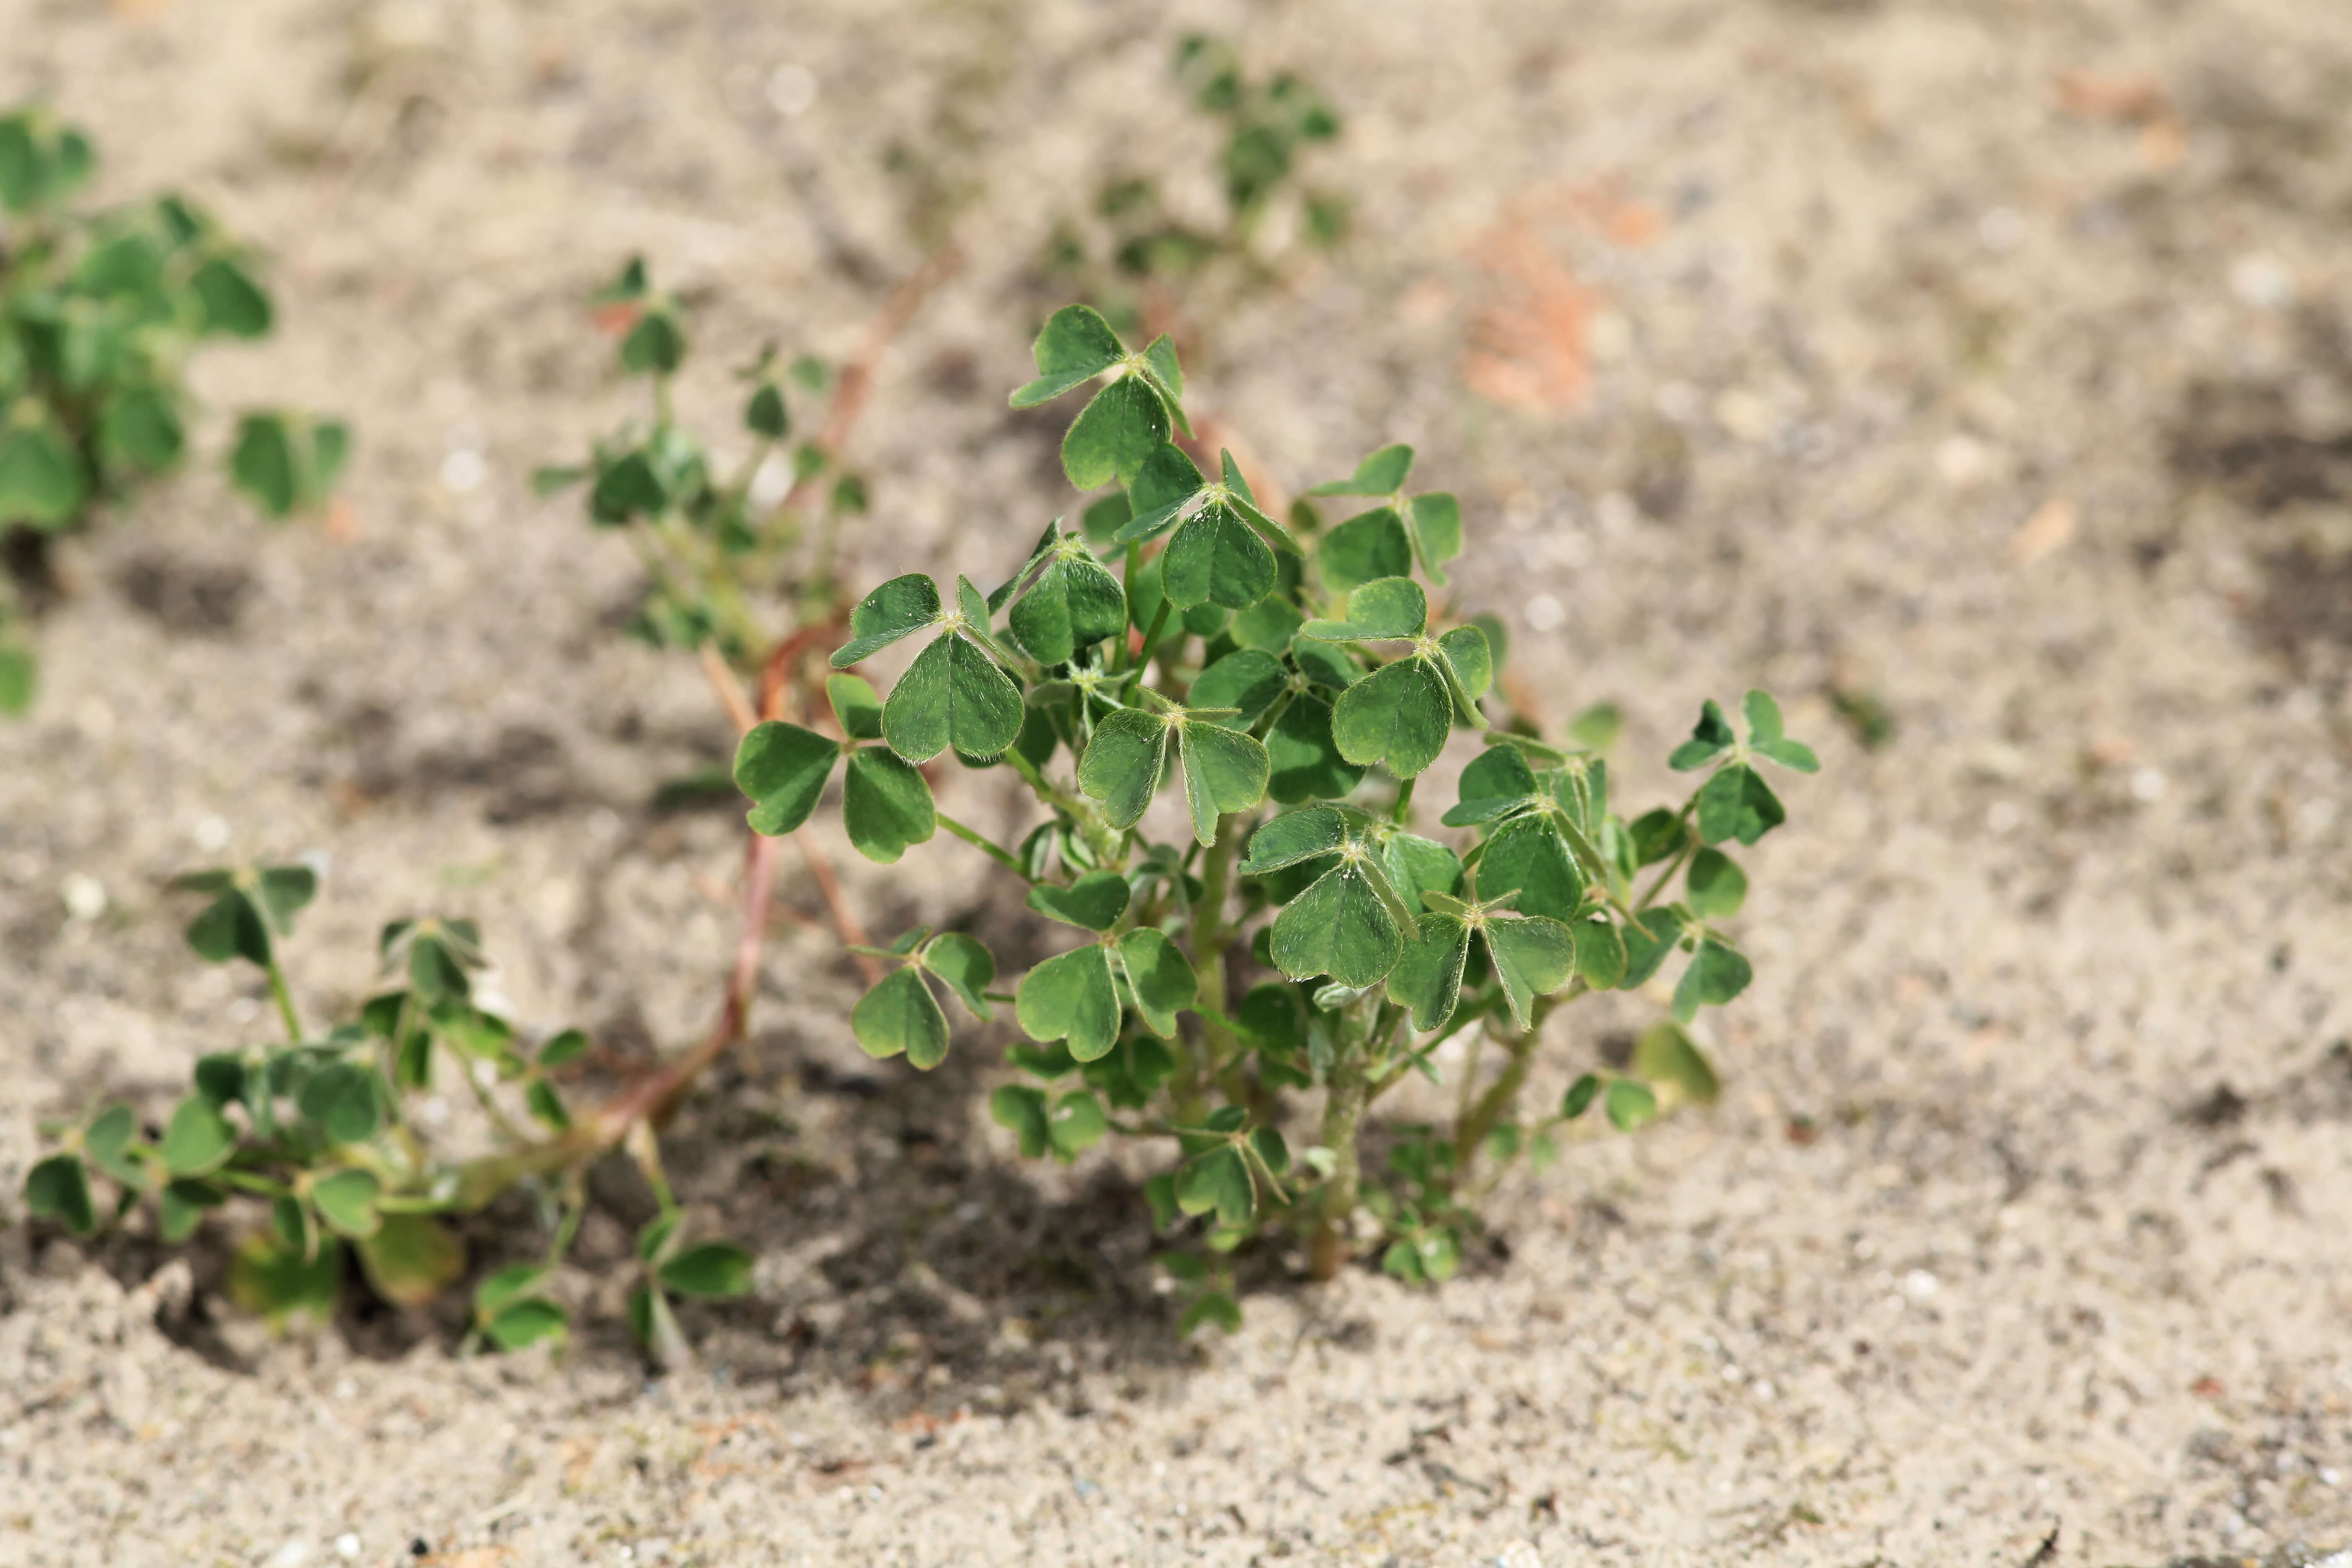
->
[1310,1054,1369,1282]
[1392,774,1416,825]
[1453,1027,1537,1177]
[935,811,1027,878]
[264,959,304,1043]
[1132,598,1173,678]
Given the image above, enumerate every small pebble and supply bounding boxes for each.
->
[60,874,107,923]
[334,1534,361,1561]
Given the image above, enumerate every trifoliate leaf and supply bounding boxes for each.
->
[160,1096,235,1176]
[1063,377,1170,490]
[1116,927,1195,1037]
[1572,916,1627,990]
[1443,743,1540,826]
[1483,915,1577,1029]
[1177,719,1269,845]
[1695,763,1786,847]
[1076,707,1171,829]
[1270,863,1402,987]
[991,1085,1051,1157]
[1672,938,1753,1023]
[1264,695,1363,802]
[659,1241,755,1298]
[1299,576,1426,642]
[1436,625,1492,704]
[1189,649,1286,727]
[24,1154,94,1234]
[1604,1079,1659,1132]
[1011,305,1126,407]
[1619,905,1689,990]
[1163,500,1277,611]
[1316,508,1411,592]
[1633,1019,1721,1105]
[1176,1145,1255,1225]
[1385,913,1468,1030]
[1026,870,1130,932]
[1008,548,1127,665]
[1475,817,1583,921]
[919,932,995,1021]
[1669,699,1736,771]
[311,1168,382,1239]
[1684,848,1747,918]
[826,673,885,740]
[1240,807,1349,874]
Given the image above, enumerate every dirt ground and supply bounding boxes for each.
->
[4,0,2352,1564]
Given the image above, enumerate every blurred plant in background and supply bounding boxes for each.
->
[0,103,347,715]
[1044,35,1349,347]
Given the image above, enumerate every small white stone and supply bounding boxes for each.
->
[1496,1542,1543,1568]
[1524,594,1565,632]
[192,814,232,852]
[2128,767,2166,803]
[1986,801,2022,835]
[440,449,486,493]
[60,873,108,923]
[1752,1380,1776,1402]
[333,1534,361,1560]
[1903,1269,1939,1300]
[268,1542,309,1568]
[766,64,818,116]
[748,451,793,511]
[2318,1466,2342,1485]
[2229,255,2294,310]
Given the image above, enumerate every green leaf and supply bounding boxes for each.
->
[1567,702,1622,750]
[1696,763,1786,846]
[1301,576,1426,642]
[1684,848,1747,918]
[1163,501,1277,611]
[1011,305,1125,407]
[228,413,299,517]
[1240,807,1349,874]
[1331,656,1451,777]
[1189,650,1286,727]
[1217,450,1304,556]
[1008,548,1127,665]
[99,385,185,475]
[1406,493,1463,585]
[619,307,687,374]
[1316,508,1411,593]
[1561,1073,1602,1119]
[990,1084,1051,1157]
[1118,442,1206,543]
[229,1230,342,1325]
[1633,1020,1721,1104]
[158,1179,219,1243]
[831,574,942,667]
[1604,1079,1659,1132]
[1436,626,1492,704]
[0,641,34,716]
[919,932,995,1020]
[1627,807,1689,867]
[1483,916,1577,1029]
[1672,939,1753,1022]
[659,1241,756,1298]
[883,633,1023,762]
[745,382,790,439]
[1755,735,1821,773]
[636,1212,683,1266]
[1076,708,1171,829]
[827,673,886,740]
[83,1105,139,1186]
[311,1169,382,1239]
[841,746,936,862]
[1048,1090,1109,1162]
[298,1062,384,1144]
[1619,906,1689,989]
[1016,945,1122,1062]
[525,1079,570,1131]
[25,1154,94,1234]
[1475,818,1583,921]
[627,1285,689,1369]
[1026,870,1130,931]
[1176,1145,1256,1226]
[734,721,838,836]
[254,867,316,932]
[1139,335,1189,433]
[590,450,666,521]
[1230,595,1305,652]
[1308,443,1414,497]
[190,255,273,338]
[1177,720,1269,845]
[485,1299,569,1352]
[160,1096,235,1176]
[0,414,87,528]
[1379,833,1463,913]
[539,1028,589,1067]
[186,890,269,967]
[1444,745,1540,826]
[1180,1290,1243,1336]
[1116,928,1195,1037]
[1270,862,1402,987]
[1264,695,1364,802]
[1571,916,1627,989]
[851,966,951,1068]
[1063,377,1170,490]
[1385,913,1468,1030]
[355,1213,464,1307]
[1669,700,1736,771]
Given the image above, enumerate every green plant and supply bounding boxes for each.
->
[1045,35,1347,343]
[23,864,756,1358]
[0,103,348,712]
[732,304,1818,1323]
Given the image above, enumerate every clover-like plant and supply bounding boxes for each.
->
[0,103,348,714]
[1045,35,1346,343]
[735,304,1818,1325]
[535,255,862,666]
[23,867,754,1359]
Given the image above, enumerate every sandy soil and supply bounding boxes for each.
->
[5,0,2352,1564]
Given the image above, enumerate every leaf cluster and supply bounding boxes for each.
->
[0,103,346,714]
[536,256,856,663]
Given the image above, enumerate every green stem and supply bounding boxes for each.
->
[1392,774,1416,826]
[936,811,1028,878]
[1310,1054,1369,1282]
[264,959,303,1043]
[1132,598,1173,679]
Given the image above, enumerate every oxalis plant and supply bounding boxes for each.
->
[732,304,1819,1327]
[24,867,757,1362]
[0,104,348,714]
